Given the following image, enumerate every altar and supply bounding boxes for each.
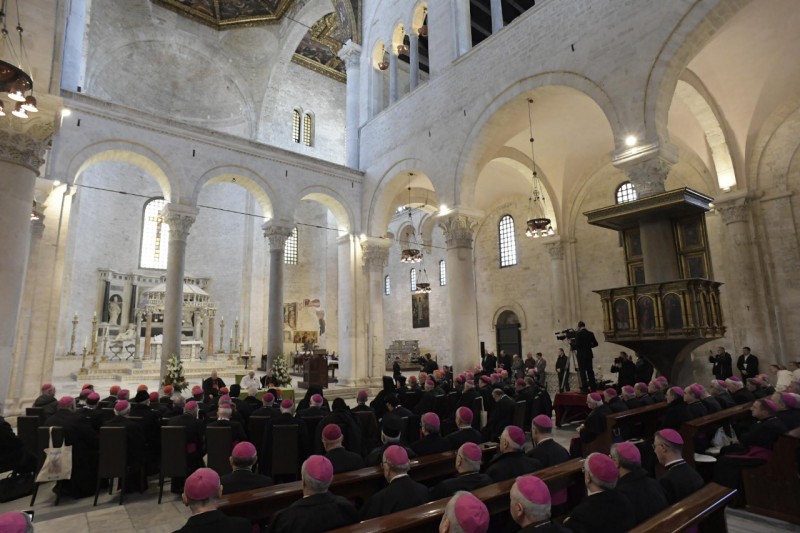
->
[150,336,205,360]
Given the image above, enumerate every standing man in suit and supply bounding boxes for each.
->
[573,321,598,393]
[555,349,570,392]
[709,346,733,380]
[653,429,704,504]
[483,388,515,442]
[737,347,759,380]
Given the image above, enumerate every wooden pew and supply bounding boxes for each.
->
[583,402,667,456]
[218,443,498,525]
[327,458,585,533]
[629,482,737,532]
[680,402,753,466]
[742,427,800,525]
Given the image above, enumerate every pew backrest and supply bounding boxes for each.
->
[680,402,753,466]
[629,482,737,532]
[742,426,800,525]
[584,402,667,456]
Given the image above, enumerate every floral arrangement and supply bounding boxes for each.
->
[270,355,292,387]
[163,354,188,393]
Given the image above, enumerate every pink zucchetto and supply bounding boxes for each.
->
[689,384,705,398]
[453,492,490,533]
[117,389,130,400]
[232,441,257,460]
[311,394,323,404]
[634,382,648,392]
[184,468,219,501]
[604,388,618,397]
[586,452,618,484]
[480,376,493,384]
[149,392,159,402]
[357,390,368,401]
[657,429,684,445]
[114,400,130,412]
[191,385,202,396]
[0,512,28,533]
[457,407,473,424]
[727,376,742,383]
[460,442,482,462]
[184,400,198,411]
[384,444,409,467]
[41,383,53,392]
[533,414,553,429]
[515,475,551,505]
[589,392,602,403]
[304,455,334,483]
[670,386,684,397]
[280,399,293,409]
[322,424,343,441]
[57,395,74,407]
[621,385,635,396]
[781,393,799,409]
[614,441,641,464]
[506,425,526,447]
[263,393,275,403]
[656,376,669,383]
[422,412,441,429]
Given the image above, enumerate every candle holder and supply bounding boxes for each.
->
[218,318,225,353]
[79,346,88,375]
[90,342,99,369]
[101,328,109,363]
[90,313,98,355]
[67,312,79,356]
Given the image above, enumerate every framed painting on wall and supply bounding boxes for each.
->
[412,293,430,328]
[681,253,708,279]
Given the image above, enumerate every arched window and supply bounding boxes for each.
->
[498,215,517,268]
[140,198,169,269]
[284,227,298,265]
[303,112,314,146]
[410,268,417,291]
[439,260,446,286]
[384,275,391,295]
[616,181,638,204]
[292,109,302,143]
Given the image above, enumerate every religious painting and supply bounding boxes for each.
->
[624,229,643,260]
[613,299,631,331]
[627,262,645,286]
[412,293,430,329]
[682,253,708,279]
[636,296,656,331]
[292,330,318,344]
[663,293,684,330]
[676,217,705,252]
[283,303,297,329]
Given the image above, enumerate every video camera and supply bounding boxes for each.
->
[555,328,577,341]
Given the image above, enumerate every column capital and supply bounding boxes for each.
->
[715,198,749,225]
[439,208,483,249]
[163,203,198,242]
[544,238,565,260]
[612,142,678,198]
[360,236,391,273]
[0,116,55,174]
[338,39,362,71]
[262,222,294,251]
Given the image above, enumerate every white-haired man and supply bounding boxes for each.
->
[510,475,570,532]
[563,453,635,533]
[439,491,490,533]
[361,445,430,520]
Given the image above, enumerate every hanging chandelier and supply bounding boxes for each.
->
[0,0,37,120]
[415,280,431,294]
[400,181,423,263]
[524,98,554,238]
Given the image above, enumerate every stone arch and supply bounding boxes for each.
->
[410,2,428,34]
[294,185,356,234]
[67,142,175,201]
[674,71,738,191]
[191,165,275,219]
[645,0,752,148]
[454,73,622,209]
[391,22,407,52]
[492,303,528,331]
[752,104,800,192]
[366,158,437,236]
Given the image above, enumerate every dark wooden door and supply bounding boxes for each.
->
[496,324,521,357]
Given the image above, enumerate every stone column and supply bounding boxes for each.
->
[0,118,53,413]
[454,0,473,56]
[409,32,420,91]
[263,222,294,370]
[160,204,198,380]
[715,196,762,348]
[545,239,570,332]
[338,40,362,168]
[206,310,215,359]
[490,0,504,33]
[337,235,357,385]
[389,52,399,105]
[144,310,152,360]
[440,209,482,374]
[615,144,680,283]
[361,237,391,385]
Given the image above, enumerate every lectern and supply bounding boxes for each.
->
[300,353,328,389]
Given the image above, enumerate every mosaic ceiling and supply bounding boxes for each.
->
[152,0,359,82]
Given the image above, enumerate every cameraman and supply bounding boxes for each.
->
[573,321,598,393]
[709,346,733,380]
[610,351,636,388]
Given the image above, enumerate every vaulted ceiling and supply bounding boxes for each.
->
[151,0,294,29]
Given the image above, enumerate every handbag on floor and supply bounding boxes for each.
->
[36,427,73,483]
[0,471,35,502]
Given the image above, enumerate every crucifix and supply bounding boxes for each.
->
[149,209,165,264]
